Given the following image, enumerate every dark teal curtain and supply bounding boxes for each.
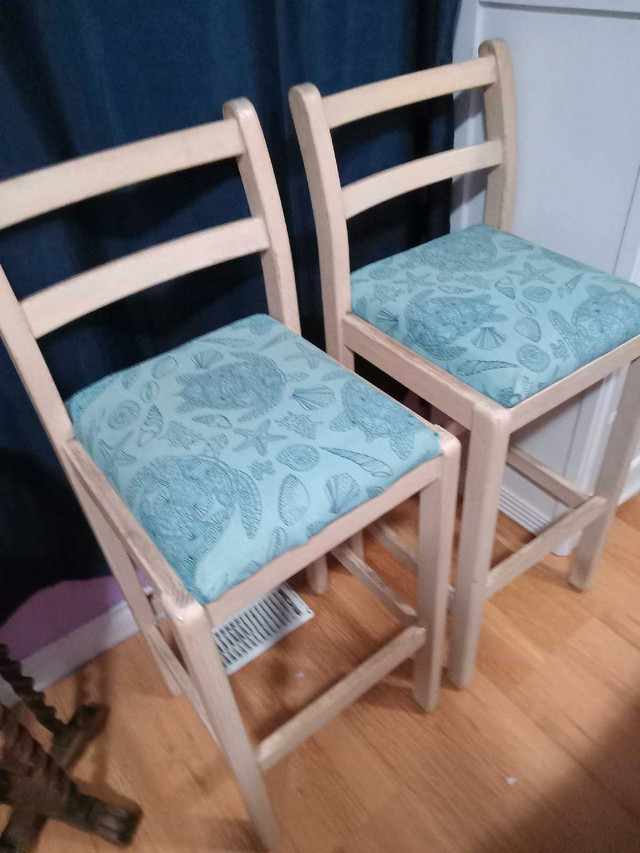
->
[0,0,460,622]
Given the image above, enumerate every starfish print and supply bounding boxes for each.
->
[233,419,287,456]
[284,341,323,369]
[508,263,555,285]
[395,271,434,292]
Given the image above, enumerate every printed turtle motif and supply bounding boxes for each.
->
[548,285,640,366]
[176,352,286,421]
[126,455,261,595]
[404,292,508,360]
[330,378,423,459]
[406,225,512,274]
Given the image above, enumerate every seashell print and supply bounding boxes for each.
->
[366,486,385,499]
[191,350,223,370]
[320,446,392,478]
[557,273,583,298]
[234,470,261,538]
[514,317,542,342]
[261,331,295,350]
[278,475,311,526]
[471,326,507,351]
[456,359,516,376]
[354,297,369,317]
[138,404,164,446]
[152,355,179,379]
[276,444,320,472]
[107,400,140,430]
[374,308,399,335]
[120,365,140,390]
[369,264,397,281]
[268,527,289,560]
[244,315,275,335]
[523,286,552,303]
[291,386,335,411]
[516,300,537,317]
[191,414,232,428]
[325,473,360,515]
[517,344,551,373]
[306,520,328,538]
[140,379,159,403]
[321,369,348,382]
[495,278,516,299]
[438,285,473,294]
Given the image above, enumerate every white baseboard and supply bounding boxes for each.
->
[620,453,640,505]
[499,483,551,536]
[0,598,140,707]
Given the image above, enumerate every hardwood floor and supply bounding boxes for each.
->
[4,495,640,852]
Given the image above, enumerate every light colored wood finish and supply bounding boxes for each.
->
[449,406,511,688]
[506,445,591,508]
[9,494,640,853]
[332,544,417,627]
[162,595,280,850]
[291,36,640,687]
[570,357,640,590]
[0,100,460,848]
[223,98,301,334]
[22,218,269,339]
[480,39,517,230]
[0,118,243,230]
[486,496,607,598]
[322,55,497,129]
[289,83,351,363]
[306,556,329,595]
[257,626,427,772]
[368,520,418,574]
[342,140,503,220]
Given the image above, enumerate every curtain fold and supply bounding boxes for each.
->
[0,0,460,622]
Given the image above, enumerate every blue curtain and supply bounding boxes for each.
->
[0,0,459,622]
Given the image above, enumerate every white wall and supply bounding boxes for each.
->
[452,0,640,544]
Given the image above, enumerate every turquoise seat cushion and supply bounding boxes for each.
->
[66,314,441,605]
[351,224,640,407]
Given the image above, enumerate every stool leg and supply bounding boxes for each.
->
[306,555,329,594]
[413,434,460,710]
[163,597,279,851]
[570,357,640,590]
[448,406,510,689]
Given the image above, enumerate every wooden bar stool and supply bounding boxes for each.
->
[290,38,640,689]
[0,98,460,849]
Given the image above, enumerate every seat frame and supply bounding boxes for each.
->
[290,38,640,689]
[0,98,460,849]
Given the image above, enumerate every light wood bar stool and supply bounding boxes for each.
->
[290,38,640,689]
[0,98,460,849]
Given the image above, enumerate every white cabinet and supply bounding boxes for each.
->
[452,0,640,545]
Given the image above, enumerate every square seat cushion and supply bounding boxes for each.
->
[66,315,441,605]
[351,224,640,408]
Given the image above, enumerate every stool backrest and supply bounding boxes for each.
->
[289,38,516,360]
[0,98,299,452]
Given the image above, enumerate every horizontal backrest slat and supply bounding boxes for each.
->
[323,56,496,129]
[0,118,244,230]
[342,140,503,220]
[22,216,269,338]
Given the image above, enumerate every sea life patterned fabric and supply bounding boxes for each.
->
[351,224,640,407]
[66,315,441,605]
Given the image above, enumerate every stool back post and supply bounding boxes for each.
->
[289,83,352,364]
[480,39,517,230]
